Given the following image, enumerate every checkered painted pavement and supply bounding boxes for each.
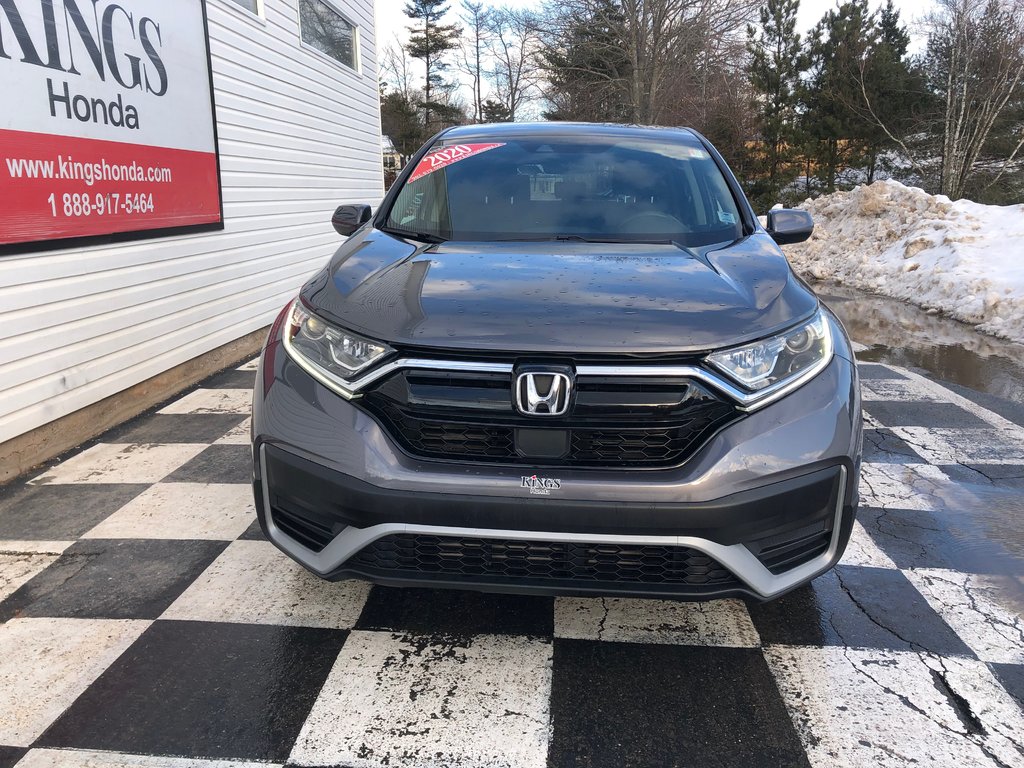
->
[2,357,1024,768]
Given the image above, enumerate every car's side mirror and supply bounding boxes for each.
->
[332,204,372,236]
[766,208,814,245]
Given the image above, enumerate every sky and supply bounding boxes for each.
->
[373,0,936,100]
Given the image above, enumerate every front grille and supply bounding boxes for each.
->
[360,368,740,468]
[348,534,741,590]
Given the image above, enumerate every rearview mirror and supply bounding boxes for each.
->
[766,208,814,245]
[332,204,372,236]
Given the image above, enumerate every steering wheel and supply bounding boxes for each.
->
[620,211,688,234]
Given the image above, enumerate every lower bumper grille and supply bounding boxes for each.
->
[270,504,336,553]
[346,534,741,590]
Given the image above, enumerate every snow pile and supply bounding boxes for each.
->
[785,180,1024,344]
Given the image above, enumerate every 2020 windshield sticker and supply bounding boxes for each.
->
[407,143,506,183]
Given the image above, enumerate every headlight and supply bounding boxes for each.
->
[707,310,833,393]
[283,300,392,382]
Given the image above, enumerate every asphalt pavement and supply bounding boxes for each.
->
[1,343,1024,767]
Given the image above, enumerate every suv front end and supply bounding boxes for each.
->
[251,123,861,601]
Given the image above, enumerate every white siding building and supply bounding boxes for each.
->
[0,0,383,474]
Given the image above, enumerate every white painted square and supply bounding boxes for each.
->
[906,569,1024,664]
[0,541,74,600]
[0,540,74,555]
[0,617,150,746]
[859,462,953,510]
[839,521,897,569]
[554,596,759,647]
[861,378,947,403]
[82,483,254,541]
[764,645,1024,768]
[862,411,881,428]
[0,552,59,602]
[159,389,252,415]
[860,376,946,403]
[236,358,260,371]
[891,427,1024,465]
[213,418,252,445]
[29,444,207,485]
[289,630,552,768]
[162,540,370,628]
[15,750,281,768]
[851,341,869,354]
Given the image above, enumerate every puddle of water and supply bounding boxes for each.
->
[815,282,1024,405]
[815,282,1024,603]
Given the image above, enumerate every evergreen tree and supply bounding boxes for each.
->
[405,0,461,131]
[381,89,428,157]
[746,0,805,209]
[800,0,874,193]
[540,0,632,122]
[481,99,512,122]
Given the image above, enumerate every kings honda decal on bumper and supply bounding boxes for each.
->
[0,0,222,251]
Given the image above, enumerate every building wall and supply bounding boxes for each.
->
[0,0,383,445]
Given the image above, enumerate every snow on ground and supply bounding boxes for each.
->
[784,180,1024,344]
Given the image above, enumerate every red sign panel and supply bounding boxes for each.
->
[0,0,222,252]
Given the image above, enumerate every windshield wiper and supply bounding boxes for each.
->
[379,226,448,244]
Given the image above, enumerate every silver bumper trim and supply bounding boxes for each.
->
[259,444,848,600]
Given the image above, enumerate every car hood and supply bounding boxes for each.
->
[300,230,818,354]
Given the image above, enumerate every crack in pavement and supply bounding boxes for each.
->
[840,648,1020,767]
[834,567,926,652]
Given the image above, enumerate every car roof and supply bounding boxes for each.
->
[439,122,702,145]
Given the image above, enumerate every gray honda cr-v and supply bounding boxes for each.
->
[251,122,862,601]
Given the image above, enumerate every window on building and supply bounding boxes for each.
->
[226,0,259,13]
[299,0,357,71]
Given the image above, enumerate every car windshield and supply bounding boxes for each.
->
[383,135,745,246]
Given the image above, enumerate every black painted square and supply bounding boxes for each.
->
[857,363,908,380]
[748,565,974,656]
[940,463,1024,491]
[38,620,346,761]
[0,483,148,540]
[356,586,554,636]
[991,663,1024,710]
[103,413,247,444]
[863,401,988,428]
[0,539,226,620]
[163,445,251,484]
[547,639,810,768]
[859,505,1022,575]
[202,368,257,389]
[238,518,266,541]
[0,747,27,768]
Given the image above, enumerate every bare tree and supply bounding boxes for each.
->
[487,7,544,121]
[381,39,417,100]
[541,0,758,125]
[458,1,492,122]
[925,0,1024,199]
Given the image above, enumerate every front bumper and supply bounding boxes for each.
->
[252,323,862,601]
[255,442,852,599]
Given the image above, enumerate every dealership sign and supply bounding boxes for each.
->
[0,0,222,251]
